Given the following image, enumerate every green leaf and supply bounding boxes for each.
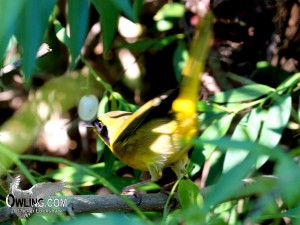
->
[98,94,109,116]
[206,152,257,206]
[197,101,227,113]
[44,163,106,186]
[173,41,188,82]
[120,39,157,51]
[223,109,262,172]
[104,147,116,176]
[276,72,300,93]
[281,207,300,218]
[201,113,235,157]
[54,20,70,47]
[96,137,106,162]
[275,157,300,207]
[298,94,300,123]
[209,84,274,103]
[154,2,185,20]
[133,0,144,18]
[53,214,143,225]
[156,19,174,31]
[67,0,89,67]
[120,34,183,51]
[247,107,263,141]
[178,179,203,208]
[257,92,292,167]
[111,0,136,22]
[0,0,26,64]
[225,72,257,85]
[190,147,205,168]
[16,0,56,83]
[92,0,119,55]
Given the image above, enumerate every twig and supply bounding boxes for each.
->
[0,176,278,223]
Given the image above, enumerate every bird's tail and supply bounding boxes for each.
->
[172,12,214,138]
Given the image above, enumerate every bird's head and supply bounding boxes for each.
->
[84,111,132,147]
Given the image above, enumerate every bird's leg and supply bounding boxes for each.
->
[122,164,162,193]
[170,155,189,178]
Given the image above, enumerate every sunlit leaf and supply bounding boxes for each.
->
[196,138,286,162]
[209,84,274,103]
[178,179,203,208]
[67,0,89,67]
[223,108,262,172]
[276,72,300,93]
[257,92,292,167]
[98,94,109,116]
[44,163,106,185]
[54,20,70,47]
[154,2,185,20]
[156,20,174,31]
[201,113,235,157]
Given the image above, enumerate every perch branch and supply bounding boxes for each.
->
[0,176,277,223]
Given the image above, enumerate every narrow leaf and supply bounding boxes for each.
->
[257,92,292,167]
[0,0,25,63]
[209,84,274,103]
[133,0,144,18]
[16,0,56,83]
[98,94,109,116]
[92,0,119,54]
[173,41,188,82]
[54,20,70,47]
[276,72,300,93]
[67,0,89,67]
[111,0,136,22]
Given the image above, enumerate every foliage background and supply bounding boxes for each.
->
[0,0,299,224]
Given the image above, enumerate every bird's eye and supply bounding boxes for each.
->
[92,120,103,134]
[92,120,110,145]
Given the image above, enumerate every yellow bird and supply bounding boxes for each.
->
[88,13,213,191]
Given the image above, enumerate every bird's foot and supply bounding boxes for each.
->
[121,180,151,194]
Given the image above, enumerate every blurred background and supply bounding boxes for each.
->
[0,0,299,224]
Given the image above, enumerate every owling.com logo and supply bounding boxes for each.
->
[6,176,66,218]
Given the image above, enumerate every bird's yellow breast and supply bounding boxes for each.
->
[110,117,195,171]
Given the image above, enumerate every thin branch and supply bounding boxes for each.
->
[0,176,278,223]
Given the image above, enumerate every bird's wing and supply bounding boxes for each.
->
[10,175,21,194]
[112,88,179,146]
[30,181,65,199]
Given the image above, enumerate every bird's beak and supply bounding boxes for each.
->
[81,122,94,128]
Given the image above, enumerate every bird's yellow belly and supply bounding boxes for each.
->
[113,118,194,171]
